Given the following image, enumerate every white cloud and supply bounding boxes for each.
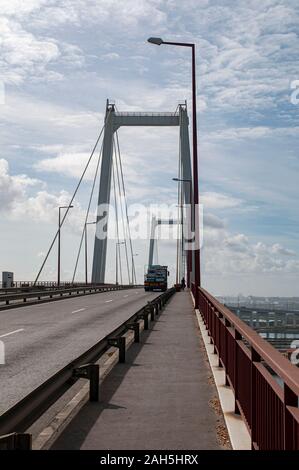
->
[0,0,46,17]
[202,191,243,210]
[0,158,85,233]
[12,189,85,232]
[204,126,299,143]
[203,223,299,276]
[0,2,86,84]
[203,213,225,229]
[102,52,120,60]
[270,243,295,257]
[34,151,97,180]
[0,17,60,84]
[0,158,42,210]
[0,93,103,149]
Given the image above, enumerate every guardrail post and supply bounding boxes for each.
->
[0,433,32,450]
[108,337,126,363]
[118,337,126,363]
[150,304,155,321]
[143,312,149,330]
[127,322,140,343]
[73,364,99,402]
[89,364,100,401]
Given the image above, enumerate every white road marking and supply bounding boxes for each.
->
[123,295,128,298]
[0,329,24,339]
[105,300,113,303]
[71,308,86,314]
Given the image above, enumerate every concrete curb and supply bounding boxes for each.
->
[194,306,251,450]
[32,323,142,450]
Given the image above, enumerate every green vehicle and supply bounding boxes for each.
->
[144,265,169,292]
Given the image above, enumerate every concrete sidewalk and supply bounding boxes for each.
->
[52,292,229,450]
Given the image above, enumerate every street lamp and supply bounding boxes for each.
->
[116,241,125,285]
[58,205,74,287]
[85,221,97,284]
[149,37,201,307]
[132,253,138,285]
[172,177,191,183]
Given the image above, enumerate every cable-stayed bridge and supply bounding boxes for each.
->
[0,99,298,452]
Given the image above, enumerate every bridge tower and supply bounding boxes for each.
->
[91,100,193,284]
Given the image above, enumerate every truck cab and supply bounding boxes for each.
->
[144,265,169,292]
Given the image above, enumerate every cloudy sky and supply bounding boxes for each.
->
[0,0,298,296]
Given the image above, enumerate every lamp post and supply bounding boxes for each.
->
[85,221,97,284]
[58,205,73,287]
[116,241,125,285]
[172,177,192,287]
[149,37,201,307]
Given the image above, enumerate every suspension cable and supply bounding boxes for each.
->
[34,115,109,285]
[115,131,136,284]
[71,138,104,283]
[113,135,131,284]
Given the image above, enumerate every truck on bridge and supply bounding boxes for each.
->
[144,265,169,292]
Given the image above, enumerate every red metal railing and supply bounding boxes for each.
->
[197,286,299,450]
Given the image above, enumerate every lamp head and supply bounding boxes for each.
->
[147,37,163,46]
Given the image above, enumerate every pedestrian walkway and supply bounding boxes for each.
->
[52,292,229,450]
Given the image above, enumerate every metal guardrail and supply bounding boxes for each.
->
[115,111,179,117]
[197,286,299,450]
[0,288,175,448]
[0,285,137,308]
[0,282,129,293]
[0,281,86,291]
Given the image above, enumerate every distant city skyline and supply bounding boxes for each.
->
[0,0,298,296]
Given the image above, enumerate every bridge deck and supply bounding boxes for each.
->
[52,292,229,450]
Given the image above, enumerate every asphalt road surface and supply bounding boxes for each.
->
[0,288,159,415]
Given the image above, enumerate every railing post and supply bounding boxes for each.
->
[224,318,230,385]
[251,347,261,450]
[233,329,242,414]
[283,383,298,450]
[217,311,223,367]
